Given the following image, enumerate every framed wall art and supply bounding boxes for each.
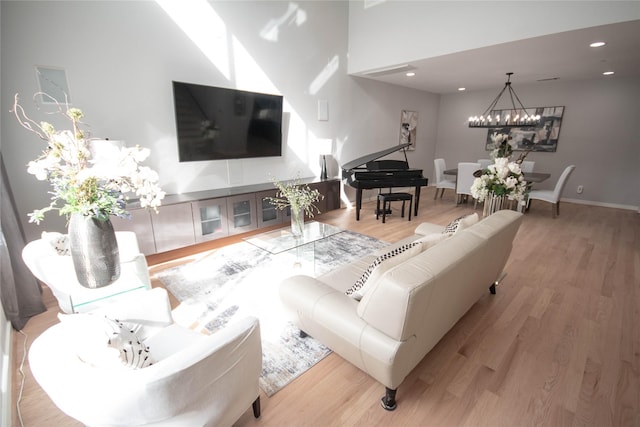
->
[485,106,565,153]
[399,110,418,151]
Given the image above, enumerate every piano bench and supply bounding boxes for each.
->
[377,193,413,223]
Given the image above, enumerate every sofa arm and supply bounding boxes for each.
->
[280,275,367,346]
[279,275,338,315]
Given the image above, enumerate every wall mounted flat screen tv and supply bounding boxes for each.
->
[172,81,283,162]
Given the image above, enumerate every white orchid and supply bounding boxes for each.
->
[13,93,165,224]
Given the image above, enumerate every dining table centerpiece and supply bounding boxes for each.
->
[13,93,165,288]
[266,175,323,236]
[470,157,528,217]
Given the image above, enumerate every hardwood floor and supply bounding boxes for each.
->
[12,187,640,426]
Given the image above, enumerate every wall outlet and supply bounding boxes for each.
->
[577,185,584,194]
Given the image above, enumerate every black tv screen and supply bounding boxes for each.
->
[172,81,283,162]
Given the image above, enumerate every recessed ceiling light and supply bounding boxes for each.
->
[458,87,466,91]
[406,72,415,77]
[603,71,615,76]
[590,41,606,48]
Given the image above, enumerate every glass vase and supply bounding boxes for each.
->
[290,207,305,237]
[68,213,121,288]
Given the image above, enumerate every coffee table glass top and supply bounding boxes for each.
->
[243,221,343,254]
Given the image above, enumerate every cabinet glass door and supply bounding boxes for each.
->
[226,194,257,235]
[201,205,223,235]
[256,190,284,228]
[193,198,229,242]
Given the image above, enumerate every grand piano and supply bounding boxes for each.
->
[341,143,428,220]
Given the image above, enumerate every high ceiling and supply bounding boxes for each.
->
[353,20,640,94]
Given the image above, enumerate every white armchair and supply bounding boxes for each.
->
[28,288,263,426]
[22,231,151,313]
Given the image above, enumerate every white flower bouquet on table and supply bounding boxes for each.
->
[267,175,324,236]
[266,175,323,217]
[470,157,528,205]
[13,93,166,224]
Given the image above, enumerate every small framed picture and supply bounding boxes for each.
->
[399,110,417,150]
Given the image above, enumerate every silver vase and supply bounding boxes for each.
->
[483,193,509,217]
[68,213,121,288]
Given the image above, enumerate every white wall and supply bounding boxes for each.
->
[348,1,640,73]
[436,77,640,208]
[1,1,440,241]
[2,1,346,241]
[339,77,440,202]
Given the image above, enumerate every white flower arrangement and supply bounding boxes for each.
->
[488,132,515,160]
[470,157,528,204]
[13,93,166,224]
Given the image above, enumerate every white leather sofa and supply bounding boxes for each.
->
[280,210,523,410]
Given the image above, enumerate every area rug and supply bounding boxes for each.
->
[153,229,387,396]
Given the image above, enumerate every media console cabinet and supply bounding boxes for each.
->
[112,178,341,255]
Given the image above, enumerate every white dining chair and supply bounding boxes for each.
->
[456,162,481,206]
[527,165,575,218]
[520,160,535,173]
[433,158,456,200]
[477,158,492,170]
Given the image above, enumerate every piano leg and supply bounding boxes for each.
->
[356,188,363,221]
[414,186,422,217]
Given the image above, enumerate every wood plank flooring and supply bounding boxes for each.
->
[12,187,640,426]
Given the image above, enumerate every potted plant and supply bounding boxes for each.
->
[13,93,165,287]
[266,175,323,236]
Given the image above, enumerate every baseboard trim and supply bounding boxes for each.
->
[561,197,638,212]
[0,316,12,427]
[354,192,638,213]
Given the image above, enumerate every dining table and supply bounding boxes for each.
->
[444,167,551,213]
[443,168,551,184]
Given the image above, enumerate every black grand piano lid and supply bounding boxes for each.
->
[341,143,411,171]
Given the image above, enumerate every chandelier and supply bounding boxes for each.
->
[468,72,540,128]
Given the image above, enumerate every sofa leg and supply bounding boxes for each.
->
[252,396,261,418]
[381,387,397,411]
[489,283,496,294]
[299,330,308,338]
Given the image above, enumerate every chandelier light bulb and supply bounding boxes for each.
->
[468,72,540,128]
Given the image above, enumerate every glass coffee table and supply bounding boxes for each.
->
[243,221,344,273]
